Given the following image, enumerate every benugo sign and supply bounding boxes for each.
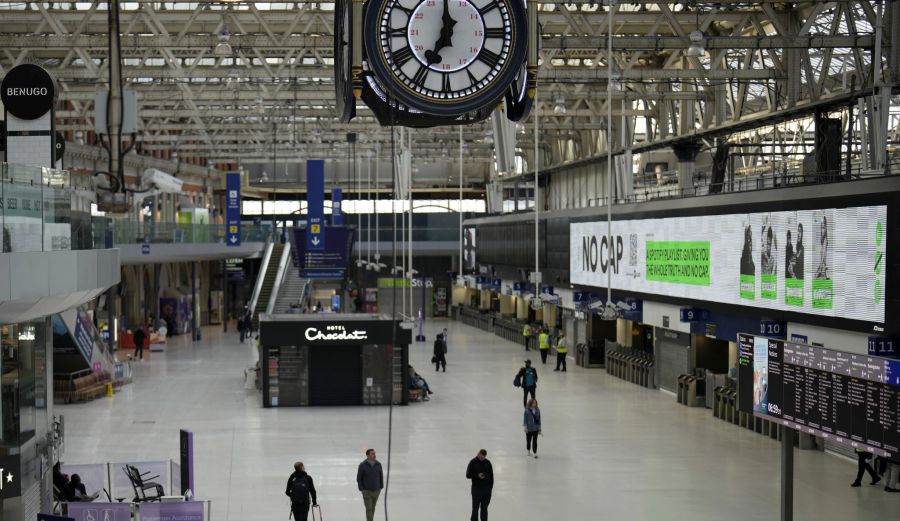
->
[570,205,887,324]
[0,64,57,120]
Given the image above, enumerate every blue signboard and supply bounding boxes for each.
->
[886,359,900,386]
[540,285,554,295]
[141,241,150,255]
[225,172,241,247]
[294,225,353,280]
[73,314,94,362]
[307,160,325,251]
[491,278,502,289]
[790,334,809,344]
[332,188,343,225]
[869,336,896,357]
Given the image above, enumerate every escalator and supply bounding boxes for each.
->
[251,242,284,330]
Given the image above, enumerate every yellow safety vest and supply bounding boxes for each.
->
[523,325,532,337]
[538,333,549,350]
[557,338,568,354]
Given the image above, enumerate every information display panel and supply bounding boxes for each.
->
[738,332,900,456]
[570,205,887,324]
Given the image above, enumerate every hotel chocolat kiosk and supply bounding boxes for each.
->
[259,313,412,407]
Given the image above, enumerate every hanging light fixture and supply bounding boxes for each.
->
[686,30,705,58]
[214,14,233,56]
[553,93,567,114]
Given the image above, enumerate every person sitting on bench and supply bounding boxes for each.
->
[408,365,433,399]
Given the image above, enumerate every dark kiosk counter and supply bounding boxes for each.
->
[259,313,412,407]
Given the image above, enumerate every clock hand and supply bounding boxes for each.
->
[424,0,458,65]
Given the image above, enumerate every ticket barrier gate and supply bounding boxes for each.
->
[606,346,655,388]
[676,373,705,407]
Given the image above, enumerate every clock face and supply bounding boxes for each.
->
[364,0,527,116]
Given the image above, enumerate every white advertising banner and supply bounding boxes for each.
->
[569,205,887,324]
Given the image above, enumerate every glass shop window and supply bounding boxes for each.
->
[0,321,45,446]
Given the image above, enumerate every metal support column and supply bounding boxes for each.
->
[222,261,229,332]
[106,288,115,353]
[780,426,795,521]
[153,264,161,331]
[191,261,200,341]
[107,0,124,191]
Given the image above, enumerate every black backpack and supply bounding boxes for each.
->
[290,475,310,503]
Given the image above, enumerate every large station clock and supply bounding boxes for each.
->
[363,0,528,116]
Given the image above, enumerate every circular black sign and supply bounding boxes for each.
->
[1,64,56,120]
[55,131,65,162]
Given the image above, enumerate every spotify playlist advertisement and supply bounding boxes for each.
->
[570,205,887,324]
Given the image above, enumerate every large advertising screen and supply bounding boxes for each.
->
[738,333,900,458]
[570,205,887,324]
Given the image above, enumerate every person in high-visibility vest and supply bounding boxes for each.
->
[522,324,533,351]
[554,332,568,372]
[538,329,550,365]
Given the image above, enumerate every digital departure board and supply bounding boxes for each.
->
[738,333,900,457]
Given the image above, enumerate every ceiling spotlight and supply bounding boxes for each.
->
[214,30,232,56]
[686,30,705,58]
[553,94,566,115]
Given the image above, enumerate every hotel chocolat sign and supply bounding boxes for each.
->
[1,64,56,120]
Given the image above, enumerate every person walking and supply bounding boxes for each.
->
[357,449,384,521]
[554,332,568,372]
[523,399,542,459]
[522,323,533,351]
[433,333,448,372]
[516,360,538,408]
[285,461,318,521]
[132,325,146,361]
[243,309,253,342]
[851,449,881,487]
[466,449,494,521]
[238,315,246,343]
[884,456,900,493]
[538,328,550,364]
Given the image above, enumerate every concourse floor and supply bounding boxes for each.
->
[63,320,900,521]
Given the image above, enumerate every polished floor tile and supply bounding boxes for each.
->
[60,320,900,521]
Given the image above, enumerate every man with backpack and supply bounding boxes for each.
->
[285,461,318,521]
[515,360,538,408]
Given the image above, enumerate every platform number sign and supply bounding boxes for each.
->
[869,336,896,357]
[759,320,785,337]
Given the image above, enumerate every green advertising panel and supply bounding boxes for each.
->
[811,279,833,309]
[785,278,804,306]
[645,241,711,286]
[740,274,755,300]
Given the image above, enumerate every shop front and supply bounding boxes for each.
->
[259,314,412,407]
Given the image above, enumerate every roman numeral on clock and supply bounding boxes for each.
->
[388,27,406,38]
[484,27,505,39]
[391,46,414,67]
[476,48,501,69]
[466,69,480,86]
[412,64,430,85]
[441,73,452,93]
[478,0,501,16]
[394,3,414,16]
